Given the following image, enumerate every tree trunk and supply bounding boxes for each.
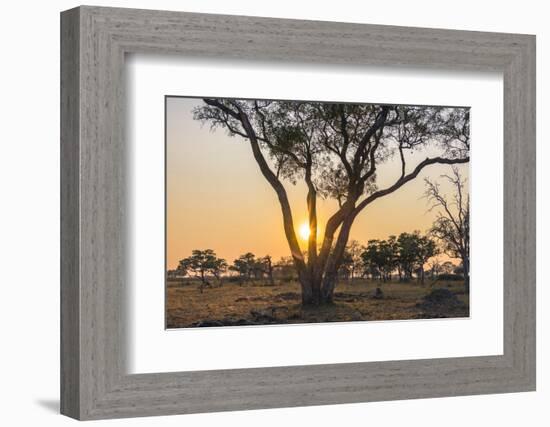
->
[199,271,207,293]
[320,217,354,303]
[299,274,324,305]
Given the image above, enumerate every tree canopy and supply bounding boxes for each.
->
[177,249,227,292]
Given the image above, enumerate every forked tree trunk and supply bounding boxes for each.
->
[299,275,332,305]
[300,217,355,306]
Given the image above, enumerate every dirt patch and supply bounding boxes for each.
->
[166,279,469,328]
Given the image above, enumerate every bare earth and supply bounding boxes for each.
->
[166,279,469,328]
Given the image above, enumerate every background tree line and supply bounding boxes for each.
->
[169,230,466,292]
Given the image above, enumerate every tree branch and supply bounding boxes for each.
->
[353,156,470,217]
[204,99,306,270]
[352,106,389,173]
[235,104,307,269]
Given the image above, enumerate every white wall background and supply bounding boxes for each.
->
[0,0,546,425]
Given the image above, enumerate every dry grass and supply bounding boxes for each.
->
[166,278,469,329]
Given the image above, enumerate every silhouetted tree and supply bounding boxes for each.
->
[178,249,227,293]
[346,240,365,281]
[397,232,437,284]
[194,100,469,304]
[425,167,470,292]
[427,257,443,280]
[261,255,275,285]
[229,252,257,284]
[361,239,397,282]
[273,256,296,281]
[338,250,353,280]
[360,232,436,284]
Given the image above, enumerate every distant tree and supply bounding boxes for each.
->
[359,232,436,284]
[361,239,396,282]
[380,239,399,282]
[360,240,378,280]
[346,240,365,281]
[414,234,438,285]
[396,231,437,284]
[425,167,470,292]
[386,235,401,281]
[178,249,227,293]
[338,250,354,280]
[427,257,443,280]
[261,255,275,285]
[211,259,228,283]
[273,256,296,281]
[251,261,263,280]
[229,252,257,284]
[396,233,419,281]
[194,100,469,305]
[360,243,380,280]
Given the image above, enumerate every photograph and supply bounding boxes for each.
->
[165,97,471,328]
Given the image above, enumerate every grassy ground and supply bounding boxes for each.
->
[166,278,469,328]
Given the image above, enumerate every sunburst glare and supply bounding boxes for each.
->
[299,222,311,241]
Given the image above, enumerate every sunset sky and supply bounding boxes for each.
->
[166,97,469,270]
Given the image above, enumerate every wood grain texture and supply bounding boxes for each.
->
[60,7,80,419]
[60,5,536,420]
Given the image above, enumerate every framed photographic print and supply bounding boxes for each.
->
[61,6,536,420]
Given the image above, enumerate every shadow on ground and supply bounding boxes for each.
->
[35,399,59,414]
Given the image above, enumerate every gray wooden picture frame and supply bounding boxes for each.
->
[60,5,536,421]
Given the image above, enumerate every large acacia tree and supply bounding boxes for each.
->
[193,99,469,305]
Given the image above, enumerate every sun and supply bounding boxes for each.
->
[298,222,311,241]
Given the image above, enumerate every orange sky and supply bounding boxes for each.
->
[166,97,469,269]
